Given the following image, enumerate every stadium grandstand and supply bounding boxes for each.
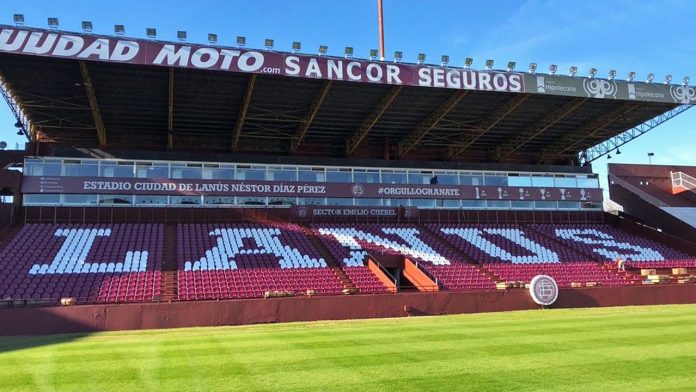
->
[1,16,696,335]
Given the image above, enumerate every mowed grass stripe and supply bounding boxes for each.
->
[0,304,695,391]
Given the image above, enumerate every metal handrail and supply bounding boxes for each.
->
[609,173,669,208]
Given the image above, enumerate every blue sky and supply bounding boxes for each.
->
[1,0,695,196]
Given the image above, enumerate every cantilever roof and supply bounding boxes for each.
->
[0,25,687,165]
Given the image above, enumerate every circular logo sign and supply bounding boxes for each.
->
[529,275,559,306]
[297,206,308,218]
[351,184,365,197]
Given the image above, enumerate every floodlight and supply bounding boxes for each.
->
[146,28,157,38]
[528,63,537,74]
[569,66,578,76]
[417,53,426,65]
[589,68,597,78]
[236,36,246,47]
[485,59,494,70]
[319,45,328,55]
[665,74,672,84]
[264,39,274,50]
[683,76,690,86]
[616,148,621,155]
[292,41,301,53]
[394,51,403,63]
[344,47,353,58]
[608,69,616,80]
[549,64,558,75]
[607,154,612,159]
[208,33,217,44]
[81,21,93,32]
[16,128,24,136]
[646,73,654,83]
[47,17,59,29]
[14,120,22,128]
[0,141,6,150]
[177,31,187,41]
[464,58,473,68]
[369,49,378,60]
[114,24,125,35]
[13,14,24,26]
[627,71,636,81]
[507,61,516,72]
[441,55,449,66]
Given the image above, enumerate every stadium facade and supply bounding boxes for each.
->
[1,24,696,334]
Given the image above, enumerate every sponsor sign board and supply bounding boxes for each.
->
[22,176,603,202]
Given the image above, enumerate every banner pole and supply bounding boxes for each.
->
[378,0,385,61]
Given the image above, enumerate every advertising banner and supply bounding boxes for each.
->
[1,25,692,104]
[22,176,603,202]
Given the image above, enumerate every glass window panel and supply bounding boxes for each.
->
[98,195,133,205]
[64,163,98,177]
[486,200,510,209]
[170,196,201,205]
[326,170,351,183]
[410,198,436,208]
[435,173,459,185]
[236,167,266,181]
[577,176,600,188]
[462,200,486,208]
[237,196,266,206]
[299,169,325,182]
[269,197,296,206]
[484,174,507,186]
[298,198,325,205]
[554,176,577,188]
[268,168,297,181]
[353,171,380,183]
[355,198,382,206]
[460,174,484,186]
[381,171,406,184]
[327,198,353,206]
[136,164,168,178]
[531,175,554,187]
[408,171,433,185]
[511,200,534,209]
[100,162,134,178]
[557,201,581,209]
[440,199,461,208]
[534,200,556,209]
[23,193,60,205]
[61,194,98,205]
[134,195,168,205]
[204,196,235,205]
[507,175,531,187]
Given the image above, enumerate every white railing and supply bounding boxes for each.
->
[609,173,668,208]
[671,171,696,192]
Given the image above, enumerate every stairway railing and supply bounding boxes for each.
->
[609,173,668,208]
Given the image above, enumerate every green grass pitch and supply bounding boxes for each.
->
[1,304,696,391]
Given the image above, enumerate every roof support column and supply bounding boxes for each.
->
[345,85,402,156]
[447,93,529,160]
[79,61,107,146]
[396,90,468,158]
[231,74,257,151]
[291,80,332,153]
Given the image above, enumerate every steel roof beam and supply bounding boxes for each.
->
[497,97,587,161]
[396,90,468,158]
[345,85,402,156]
[447,93,529,160]
[291,80,332,153]
[79,61,107,146]
[539,101,641,163]
[231,73,257,151]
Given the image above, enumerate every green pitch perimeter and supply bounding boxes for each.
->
[2,305,696,391]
